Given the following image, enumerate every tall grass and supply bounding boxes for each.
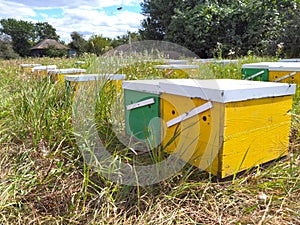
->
[0,55,299,224]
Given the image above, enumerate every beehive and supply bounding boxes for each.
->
[32,65,57,77]
[20,64,42,73]
[159,79,296,178]
[241,62,281,81]
[64,74,126,92]
[154,64,199,78]
[122,80,163,148]
[48,68,86,83]
[268,63,300,84]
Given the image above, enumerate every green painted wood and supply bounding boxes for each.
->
[242,68,269,81]
[124,90,161,147]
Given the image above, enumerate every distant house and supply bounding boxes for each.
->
[30,38,69,57]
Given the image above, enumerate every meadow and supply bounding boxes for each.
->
[0,54,299,224]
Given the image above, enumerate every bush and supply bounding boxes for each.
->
[0,36,19,59]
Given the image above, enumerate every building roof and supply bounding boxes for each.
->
[30,38,69,50]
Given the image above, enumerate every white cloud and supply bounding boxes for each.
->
[0,0,36,18]
[51,9,145,42]
[3,0,141,9]
[0,0,145,42]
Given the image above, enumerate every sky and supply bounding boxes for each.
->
[0,0,145,43]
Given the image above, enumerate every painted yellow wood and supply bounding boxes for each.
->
[33,69,48,77]
[269,70,299,84]
[69,79,123,93]
[163,68,199,78]
[56,71,85,83]
[161,93,220,175]
[161,93,293,178]
[221,96,293,177]
[22,67,34,73]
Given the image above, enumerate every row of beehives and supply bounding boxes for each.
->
[20,63,87,83]
[20,59,298,179]
[242,60,300,84]
[20,57,300,85]
[61,72,297,179]
[155,58,300,84]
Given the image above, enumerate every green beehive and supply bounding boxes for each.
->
[123,80,162,147]
[241,62,275,81]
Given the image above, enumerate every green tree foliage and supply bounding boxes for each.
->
[0,18,60,57]
[68,31,88,56]
[140,0,300,58]
[111,31,141,48]
[0,34,19,59]
[87,35,112,55]
[0,18,35,57]
[44,45,68,58]
[139,0,181,40]
[34,22,60,42]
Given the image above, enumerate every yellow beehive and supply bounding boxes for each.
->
[48,68,86,83]
[64,74,126,92]
[32,65,57,77]
[268,63,300,84]
[159,79,296,178]
[154,64,199,78]
[20,64,42,73]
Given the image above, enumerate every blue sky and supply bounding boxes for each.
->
[0,0,145,43]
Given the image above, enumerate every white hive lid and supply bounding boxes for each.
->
[241,62,285,69]
[159,79,296,103]
[278,58,300,62]
[64,74,126,82]
[268,62,300,71]
[20,63,41,67]
[32,65,57,71]
[154,64,199,69]
[122,79,166,94]
[163,59,189,64]
[50,68,86,74]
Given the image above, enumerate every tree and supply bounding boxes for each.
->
[111,31,141,48]
[68,31,88,56]
[34,22,60,42]
[44,45,67,58]
[0,18,35,57]
[0,19,60,57]
[139,0,181,40]
[0,34,19,59]
[87,35,112,55]
[140,0,300,58]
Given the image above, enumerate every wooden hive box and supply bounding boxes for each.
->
[32,65,57,77]
[48,68,86,83]
[154,64,199,78]
[159,79,296,178]
[269,63,300,84]
[122,79,164,148]
[20,64,42,73]
[64,74,126,91]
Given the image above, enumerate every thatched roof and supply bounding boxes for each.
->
[30,39,69,50]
